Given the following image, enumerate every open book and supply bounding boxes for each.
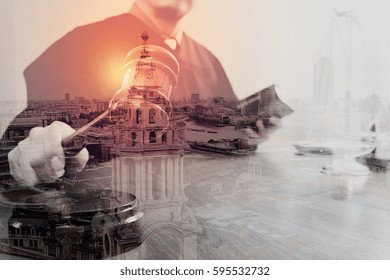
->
[238,85,293,119]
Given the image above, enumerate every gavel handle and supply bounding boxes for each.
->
[61,109,110,148]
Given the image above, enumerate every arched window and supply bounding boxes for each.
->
[31,227,36,236]
[131,132,137,146]
[162,132,167,143]
[136,109,142,124]
[149,108,156,124]
[149,131,156,143]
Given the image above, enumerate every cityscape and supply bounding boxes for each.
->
[2,46,390,258]
[1,9,390,259]
[0,42,291,259]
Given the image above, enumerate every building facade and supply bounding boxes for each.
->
[110,39,197,259]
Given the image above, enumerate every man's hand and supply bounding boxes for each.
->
[8,121,89,187]
[244,117,281,144]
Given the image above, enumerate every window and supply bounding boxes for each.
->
[162,132,167,143]
[131,132,137,146]
[31,227,36,236]
[149,131,156,143]
[149,108,156,124]
[1,238,8,244]
[14,239,23,247]
[136,109,142,124]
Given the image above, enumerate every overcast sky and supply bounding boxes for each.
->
[1,0,389,104]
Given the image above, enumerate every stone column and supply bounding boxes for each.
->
[146,158,153,201]
[141,159,146,202]
[166,156,173,199]
[135,159,141,200]
[117,156,122,193]
[120,158,125,194]
[129,159,136,194]
[125,158,130,193]
[160,156,167,200]
[111,155,117,192]
[174,156,180,199]
[179,156,184,196]
[145,131,150,144]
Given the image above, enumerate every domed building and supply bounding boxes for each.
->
[110,36,197,259]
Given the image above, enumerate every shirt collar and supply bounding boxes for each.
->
[129,3,183,47]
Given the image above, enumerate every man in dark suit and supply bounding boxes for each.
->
[7,0,237,186]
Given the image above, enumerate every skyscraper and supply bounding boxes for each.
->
[64,92,70,104]
[313,58,334,107]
